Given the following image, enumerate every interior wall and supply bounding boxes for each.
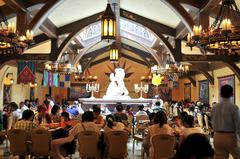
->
[0,65,48,109]
[172,64,240,106]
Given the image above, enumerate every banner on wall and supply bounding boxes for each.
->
[59,74,71,88]
[17,62,35,84]
[43,71,59,87]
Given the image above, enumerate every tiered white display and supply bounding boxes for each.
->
[103,67,131,99]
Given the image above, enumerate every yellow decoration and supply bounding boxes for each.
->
[151,74,164,86]
[3,78,13,85]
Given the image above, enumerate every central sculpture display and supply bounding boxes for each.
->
[103,67,131,99]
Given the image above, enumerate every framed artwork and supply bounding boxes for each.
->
[67,83,91,100]
[199,80,209,104]
[3,85,11,104]
[184,83,191,101]
[218,75,235,103]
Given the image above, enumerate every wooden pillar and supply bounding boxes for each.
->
[17,11,27,36]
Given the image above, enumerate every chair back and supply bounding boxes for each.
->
[77,131,100,158]
[152,134,175,158]
[204,115,209,130]
[197,113,203,128]
[135,114,149,124]
[106,131,128,158]
[7,129,29,156]
[30,128,51,156]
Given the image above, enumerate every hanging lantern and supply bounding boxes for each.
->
[101,3,116,41]
[109,43,119,63]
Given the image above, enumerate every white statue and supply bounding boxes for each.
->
[103,68,131,99]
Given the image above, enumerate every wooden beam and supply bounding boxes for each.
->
[3,0,27,12]
[28,0,64,31]
[121,53,148,67]
[120,9,175,37]
[31,34,50,48]
[0,54,50,61]
[120,9,177,60]
[16,11,27,35]
[160,0,194,32]
[54,12,102,61]
[57,12,103,35]
[178,0,201,8]
[199,70,214,85]
[121,44,153,67]
[186,74,196,87]
[224,62,240,81]
[181,54,239,62]
[39,18,57,38]
[90,56,109,67]
[50,38,58,60]
[28,9,58,38]
[89,53,149,68]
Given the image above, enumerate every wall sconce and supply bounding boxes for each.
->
[4,73,14,85]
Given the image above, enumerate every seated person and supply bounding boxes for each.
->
[143,111,174,158]
[50,104,61,123]
[171,116,184,136]
[92,105,104,128]
[136,105,148,116]
[114,104,129,126]
[51,111,100,159]
[148,112,156,126]
[104,115,130,134]
[60,112,74,129]
[35,105,52,125]
[14,109,38,159]
[66,101,80,119]
[14,109,38,132]
[180,115,203,142]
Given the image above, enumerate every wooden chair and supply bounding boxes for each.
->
[132,114,149,153]
[105,131,128,159]
[197,113,204,129]
[7,129,29,156]
[152,134,175,159]
[30,128,51,158]
[77,131,100,159]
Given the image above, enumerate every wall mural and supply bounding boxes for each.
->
[184,83,191,102]
[199,80,209,104]
[68,83,91,100]
[218,75,235,103]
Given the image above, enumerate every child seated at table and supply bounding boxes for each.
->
[60,112,74,129]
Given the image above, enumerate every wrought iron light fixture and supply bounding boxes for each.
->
[44,62,82,75]
[109,42,119,63]
[0,11,33,54]
[101,3,116,41]
[187,0,240,55]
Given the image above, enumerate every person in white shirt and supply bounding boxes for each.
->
[20,101,28,114]
[136,105,148,116]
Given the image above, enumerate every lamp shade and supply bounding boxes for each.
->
[109,44,119,62]
[101,3,116,41]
